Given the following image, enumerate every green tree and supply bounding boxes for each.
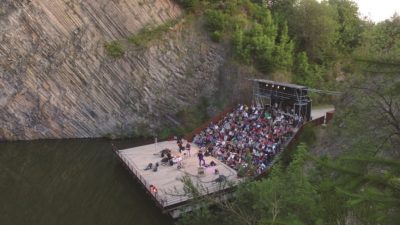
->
[293,51,310,84]
[273,23,294,71]
[321,15,400,224]
[293,51,324,87]
[290,0,339,62]
[356,15,400,62]
[329,0,363,52]
[266,0,296,27]
[204,9,227,32]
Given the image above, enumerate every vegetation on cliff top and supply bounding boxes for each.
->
[174,0,364,91]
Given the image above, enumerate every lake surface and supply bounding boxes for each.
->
[0,138,175,225]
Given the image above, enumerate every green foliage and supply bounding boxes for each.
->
[103,15,184,58]
[104,41,124,58]
[299,125,317,146]
[355,15,400,62]
[289,0,339,62]
[210,30,222,42]
[232,28,250,63]
[280,124,316,166]
[175,0,199,10]
[273,23,294,70]
[293,52,324,88]
[129,18,181,47]
[190,0,295,74]
[236,166,247,178]
[178,207,218,225]
[178,0,363,84]
[310,153,400,224]
[329,0,364,52]
[323,16,400,224]
[204,9,227,32]
[293,52,310,84]
[181,144,322,225]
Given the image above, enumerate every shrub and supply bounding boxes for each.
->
[129,18,181,47]
[210,30,222,42]
[104,41,124,58]
[129,27,156,47]
[237,166,248,177]
[300,125,317,146]
[175,0,198,10]
[204,9,227,32]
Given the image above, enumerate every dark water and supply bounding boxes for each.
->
[0,138,174,225]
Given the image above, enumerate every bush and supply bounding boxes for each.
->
[129,27,158,47]
[300,125,317,146]
[204,9,227,32]
[129,18,181,47]
[175,0,198,10]
[237,165,248,177]
[104,41,124,58]
[210,30,222,42]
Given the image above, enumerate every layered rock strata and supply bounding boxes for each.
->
[0,0,226,140]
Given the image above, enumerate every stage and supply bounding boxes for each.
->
[114,140,240,217]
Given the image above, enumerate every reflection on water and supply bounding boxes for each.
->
[0,138,174,225]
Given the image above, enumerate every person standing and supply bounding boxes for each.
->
[185,142,191,156]
[178,141,184,153]
[197,150,205,167]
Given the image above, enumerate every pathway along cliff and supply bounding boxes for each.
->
[0,138,173,225]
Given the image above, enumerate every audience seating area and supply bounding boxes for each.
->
[193,104,302,176]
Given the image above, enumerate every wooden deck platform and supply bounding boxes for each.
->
[114,140,240,216]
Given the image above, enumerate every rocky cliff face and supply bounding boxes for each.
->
[0,0,227,140]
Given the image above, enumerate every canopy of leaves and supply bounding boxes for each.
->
[321,15,400,224]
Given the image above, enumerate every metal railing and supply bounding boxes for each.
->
[114,151,168,207]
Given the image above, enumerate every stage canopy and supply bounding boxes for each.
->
[250,79,312,121]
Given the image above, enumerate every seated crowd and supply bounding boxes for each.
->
[193,104,302,176]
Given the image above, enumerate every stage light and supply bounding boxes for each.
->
[272,85,274,88]
[277,86,280,89]
[283,87,286,90]
[266,84,268,87]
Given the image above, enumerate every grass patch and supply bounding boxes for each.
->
[104,16,185,56]
[129,17,182,47]
[104,41,124,58]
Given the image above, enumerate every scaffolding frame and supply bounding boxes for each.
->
[250,79,312,120]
